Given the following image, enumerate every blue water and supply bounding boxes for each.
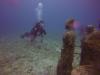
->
[0,0,100,38]
[0,1,100,75]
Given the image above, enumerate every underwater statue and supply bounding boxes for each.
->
[77,25,100,75]
[80,25,96,65]
[57,18,76,75]
[71,65,100,75]
[21,21,46,42]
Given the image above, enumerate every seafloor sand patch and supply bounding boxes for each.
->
[0,37,80,75]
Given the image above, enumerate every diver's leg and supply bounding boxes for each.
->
[40,34,44,43]
[21,34,25,38]
[21,32,30,39]
[20,33,27,39]
[30,35,36,42]
[40,36,43,43]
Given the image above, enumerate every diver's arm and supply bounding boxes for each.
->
[31,25,38,33]
[43,29,47,35]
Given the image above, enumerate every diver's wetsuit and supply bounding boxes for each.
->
[30,23,46,39]
[21,22,46,42]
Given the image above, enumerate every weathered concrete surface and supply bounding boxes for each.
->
[73,31,100,75]
[57,30,76,75]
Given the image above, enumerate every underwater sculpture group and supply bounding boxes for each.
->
[57,18,100,75]
[21,2,100,75]
[21,18,100,75]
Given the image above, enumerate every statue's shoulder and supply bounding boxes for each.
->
[63,31,75,39]
[86,31,100,49]
[63,31,70,38]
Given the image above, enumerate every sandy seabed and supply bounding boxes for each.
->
[0,36,80,75]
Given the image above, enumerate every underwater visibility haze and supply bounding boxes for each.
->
[0,0,100,75]
[0,0,100,36]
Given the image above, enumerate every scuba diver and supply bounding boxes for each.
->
[21,21,46,42]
